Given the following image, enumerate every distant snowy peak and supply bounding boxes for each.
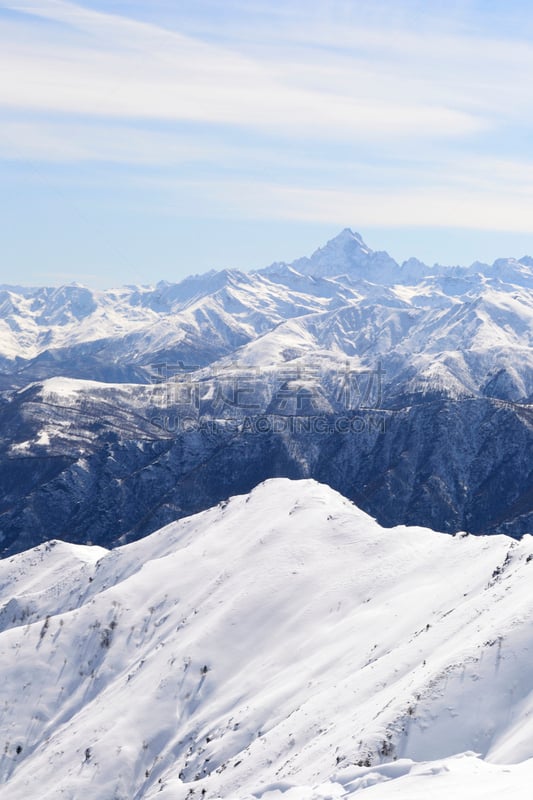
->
[262,228,401,282]
[301,227,374,268]
[258,228,533,289]
[467,257,533,287]
[260,227,453,285]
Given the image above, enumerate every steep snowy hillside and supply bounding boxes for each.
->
[1,479,533,799]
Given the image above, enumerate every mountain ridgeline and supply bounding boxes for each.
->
[0,229,532,554]
[2,479,533,799]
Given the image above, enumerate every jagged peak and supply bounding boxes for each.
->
[315,228,371,254]
[332,227,367,244]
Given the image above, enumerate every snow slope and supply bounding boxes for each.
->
[1,479,533,799]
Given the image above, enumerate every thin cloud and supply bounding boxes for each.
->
[145,176,533,234]
[0,0,485,139]
[0,120,241,165]
[2,0,533,246]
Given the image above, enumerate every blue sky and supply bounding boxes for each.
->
[2,0,533,286]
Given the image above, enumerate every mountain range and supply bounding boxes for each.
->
[0,229,532,554]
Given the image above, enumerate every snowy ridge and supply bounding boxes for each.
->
[1,479,533,798]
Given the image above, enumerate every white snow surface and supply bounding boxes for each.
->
[1,478,533,798]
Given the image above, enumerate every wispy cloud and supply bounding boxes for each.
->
[215,180,533,233]
[3,0,533,274]
[144,166,533,234]
[0,0,486,139]
[0,120,239,165]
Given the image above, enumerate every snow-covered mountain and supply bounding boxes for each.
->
[0,272,334,386]
[1,229,533,400]
[262,227,533,287]
[263,227,402,282]
[1,479,533,799]
[0,229,532,551]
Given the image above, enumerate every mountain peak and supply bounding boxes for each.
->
[334,227,368,245]
[320,228,371,255]
[285,227,398,281]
